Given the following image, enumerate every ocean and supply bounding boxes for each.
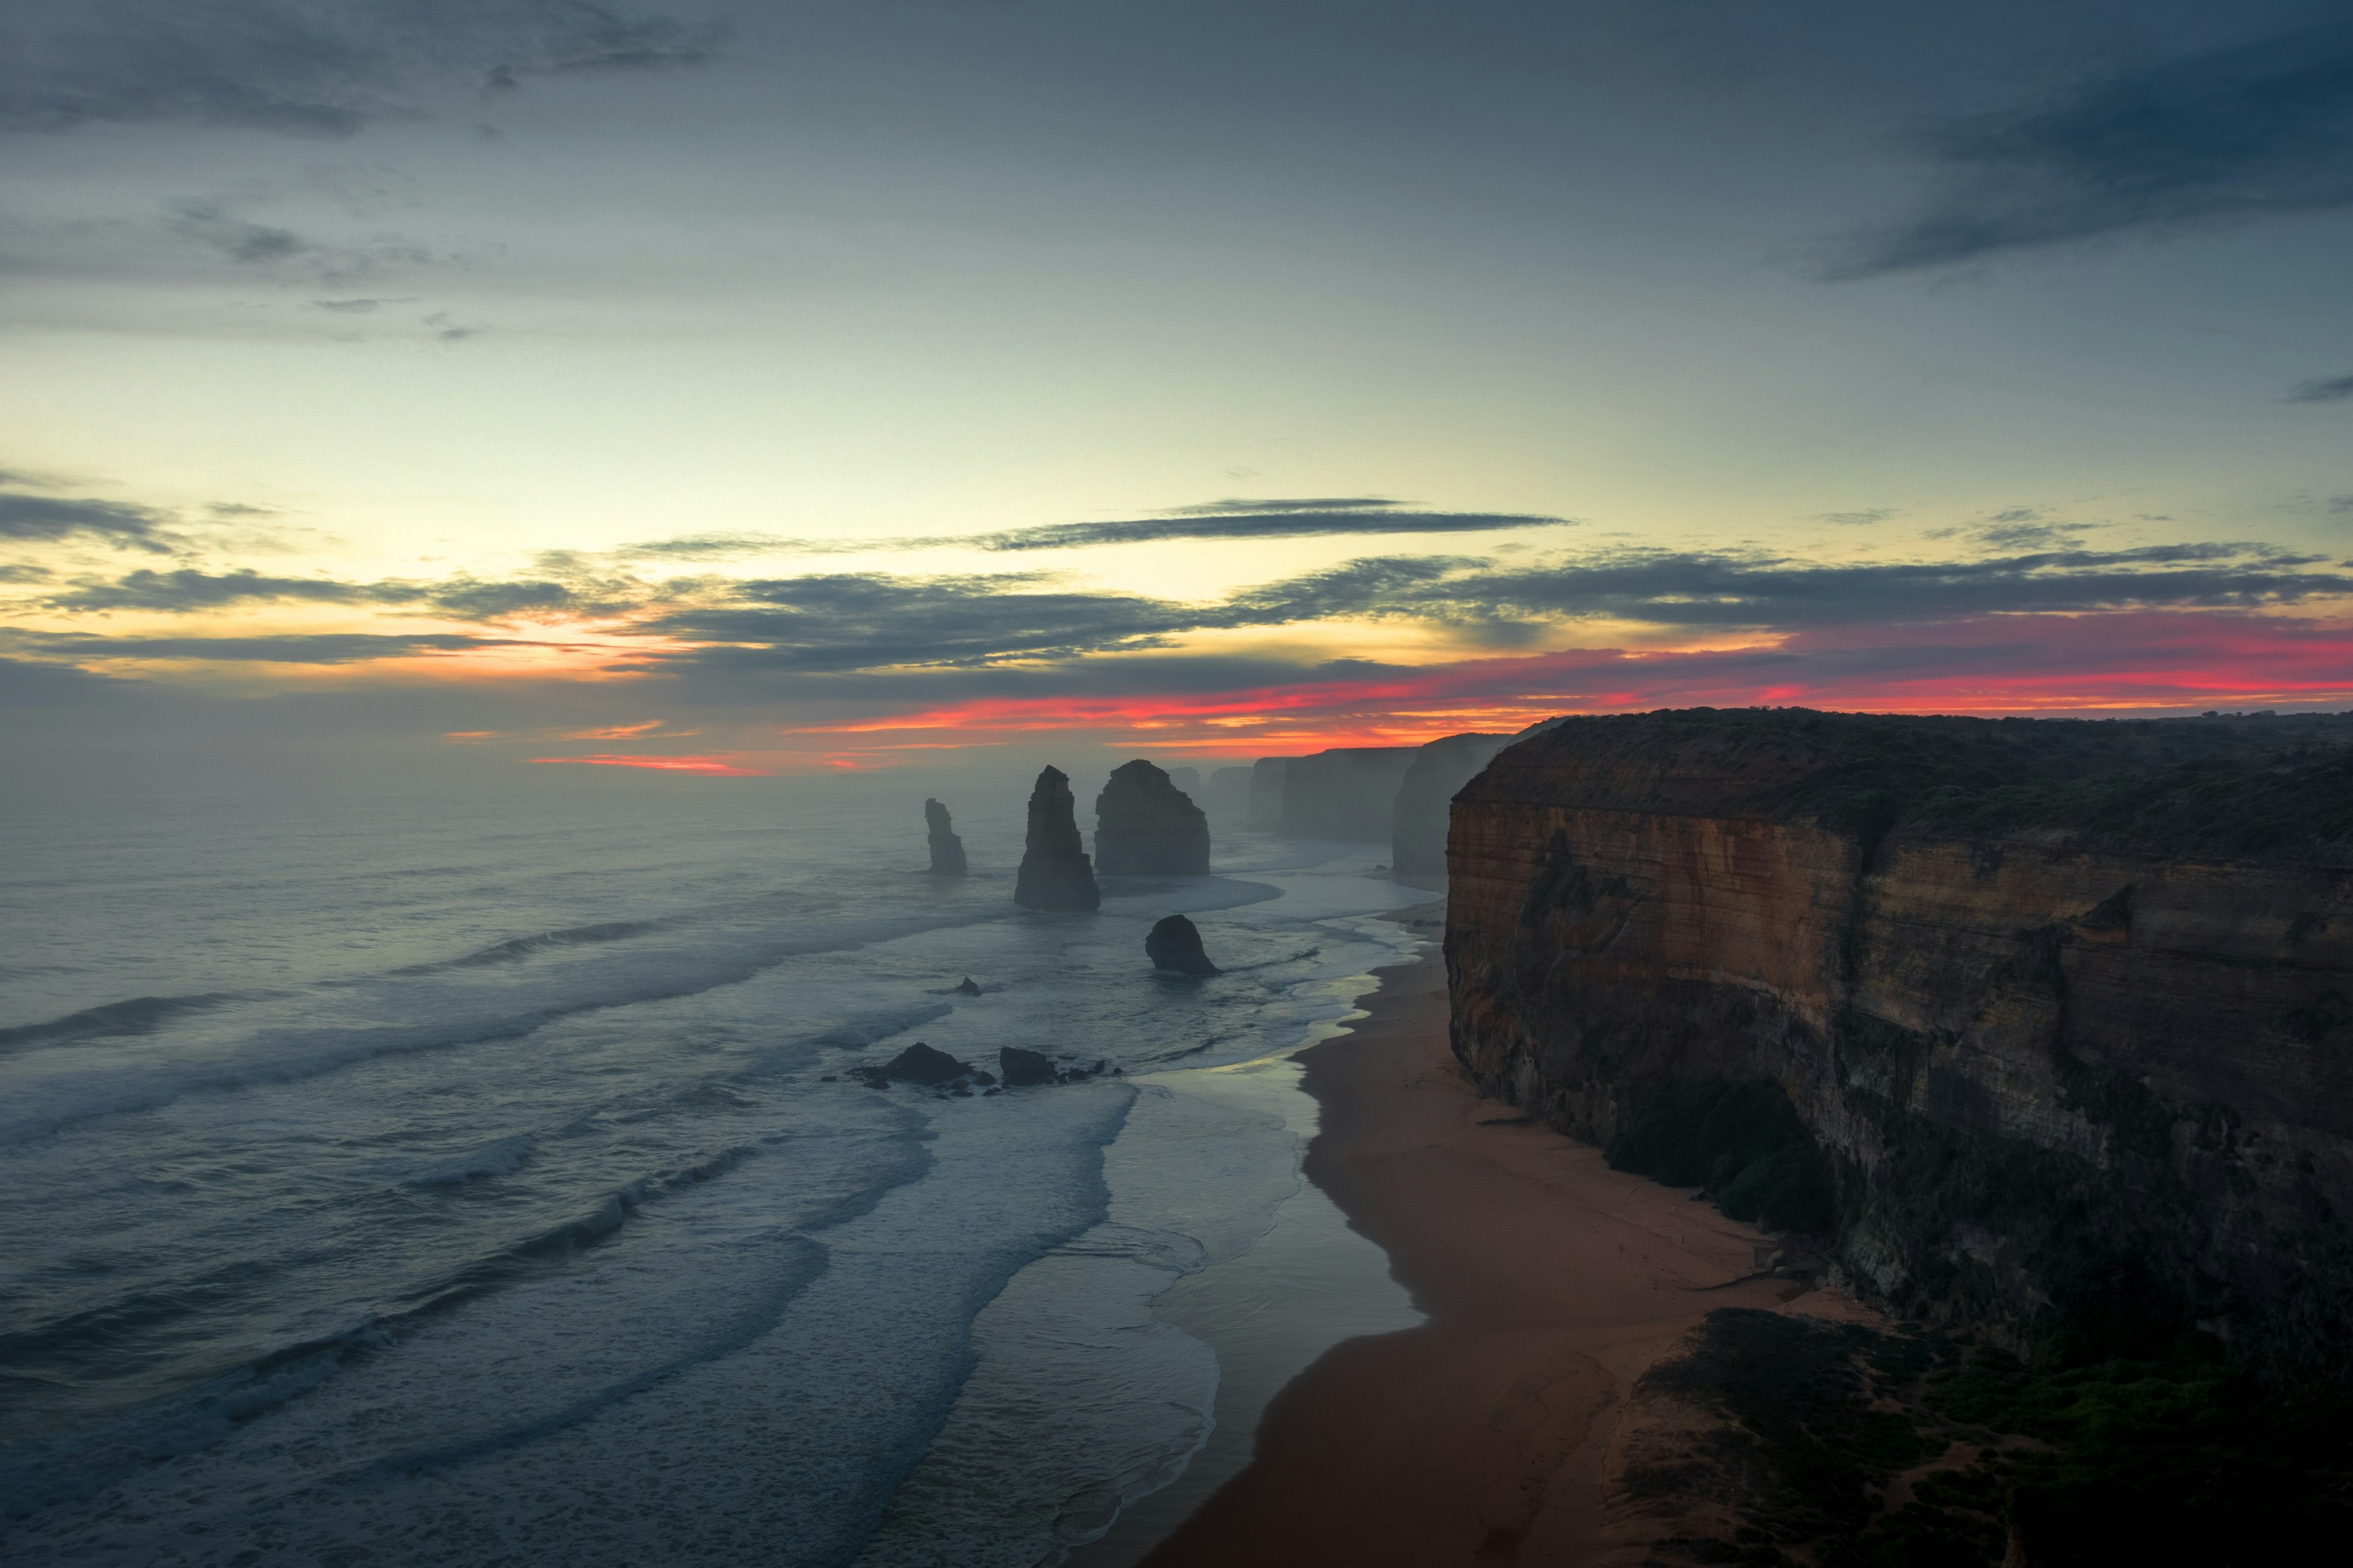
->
[0,768,1427,1566]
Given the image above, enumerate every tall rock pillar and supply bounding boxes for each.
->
[1014,766,1100,910]
[923,799,967,875]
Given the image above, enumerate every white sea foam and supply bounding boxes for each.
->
[0,777,1431,1565]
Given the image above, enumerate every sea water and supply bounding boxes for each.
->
[0,769,1427,1565]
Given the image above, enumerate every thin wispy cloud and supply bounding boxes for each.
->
[0,0,730,136]
[2287,374,2353,404]
[22,538,2353,678]
[0,488,176,554]
[617,500,1571,562]
[1829,25,2353,276]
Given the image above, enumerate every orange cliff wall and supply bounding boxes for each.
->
[1445,709,2353,1360]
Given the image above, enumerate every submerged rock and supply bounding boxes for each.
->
[1014,766,1100,911]
[999,1046,1058,1086]
[924,799,967,875]
[1093,759,1210,875]
[1145,913,1221,975]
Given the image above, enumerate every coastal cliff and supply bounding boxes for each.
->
[1390,733,1510,875]
[1446,708,2353,1367]
[1279,746,1417,841]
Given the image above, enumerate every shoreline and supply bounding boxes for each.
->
[1100,922,1865,1566]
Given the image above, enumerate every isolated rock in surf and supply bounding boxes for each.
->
[1013,766,1100,910]
[1093,759,1211,875]
[953,976,982,995]
[1145,913,1221,975]
[998,1046,1059,1086]
[878,1041,973,1084]
[924,798,967,875]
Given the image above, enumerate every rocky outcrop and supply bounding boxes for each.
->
[1278,746,1418,840]
[1093,759,1211,875]
[1446,708,2353,1369]
[1014,766,1100,911]
[1246,758,1289,830]
[999,1046,1058,1086]
[856,1041,974,1086]
[1145,914,1221,974]
[924,798,967,875]
[1391,733,1512,875]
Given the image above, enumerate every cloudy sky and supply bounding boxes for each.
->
[5,0,2351,777]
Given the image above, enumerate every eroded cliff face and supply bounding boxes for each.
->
[1447,709,2353,1364]
[1279,746,1417,841]
[1390,733,1510,875]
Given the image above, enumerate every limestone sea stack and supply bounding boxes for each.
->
[923,798,967,875]
[1093,759,1211,875]
[1145,914,1220,975]
[1013,766,1100,910]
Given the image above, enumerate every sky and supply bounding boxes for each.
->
[4,0,2351,780]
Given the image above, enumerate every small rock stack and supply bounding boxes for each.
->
[1145,914,1221,975]
[1013,766,1100,910]
[1093,759,1210,875]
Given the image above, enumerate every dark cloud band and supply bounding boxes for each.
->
[1831,25,2353,275]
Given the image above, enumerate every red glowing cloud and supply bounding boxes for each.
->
[786,612,2353,755]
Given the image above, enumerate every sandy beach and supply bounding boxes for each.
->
[1115,937,1860,1567]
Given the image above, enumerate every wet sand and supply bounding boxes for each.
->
[1127,944,1840,1567]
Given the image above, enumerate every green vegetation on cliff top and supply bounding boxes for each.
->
[1639,1308,2353,1568]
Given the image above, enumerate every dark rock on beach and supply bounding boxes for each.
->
[924,799,967,875]
[998,1046,1059,1086]
[1014,766,1100,910]
[1145,913,1220,975]
[1093,759,1210,875]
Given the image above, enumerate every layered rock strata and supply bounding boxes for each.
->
[1013,766,1100,911]
[1446,708,2353,1367]
[1093,759,1211,875]
[923,798,966,875]
[1145,913,1221,974]
[1278,746,1418,841]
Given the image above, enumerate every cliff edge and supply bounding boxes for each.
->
[1446,708,2353,1371]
